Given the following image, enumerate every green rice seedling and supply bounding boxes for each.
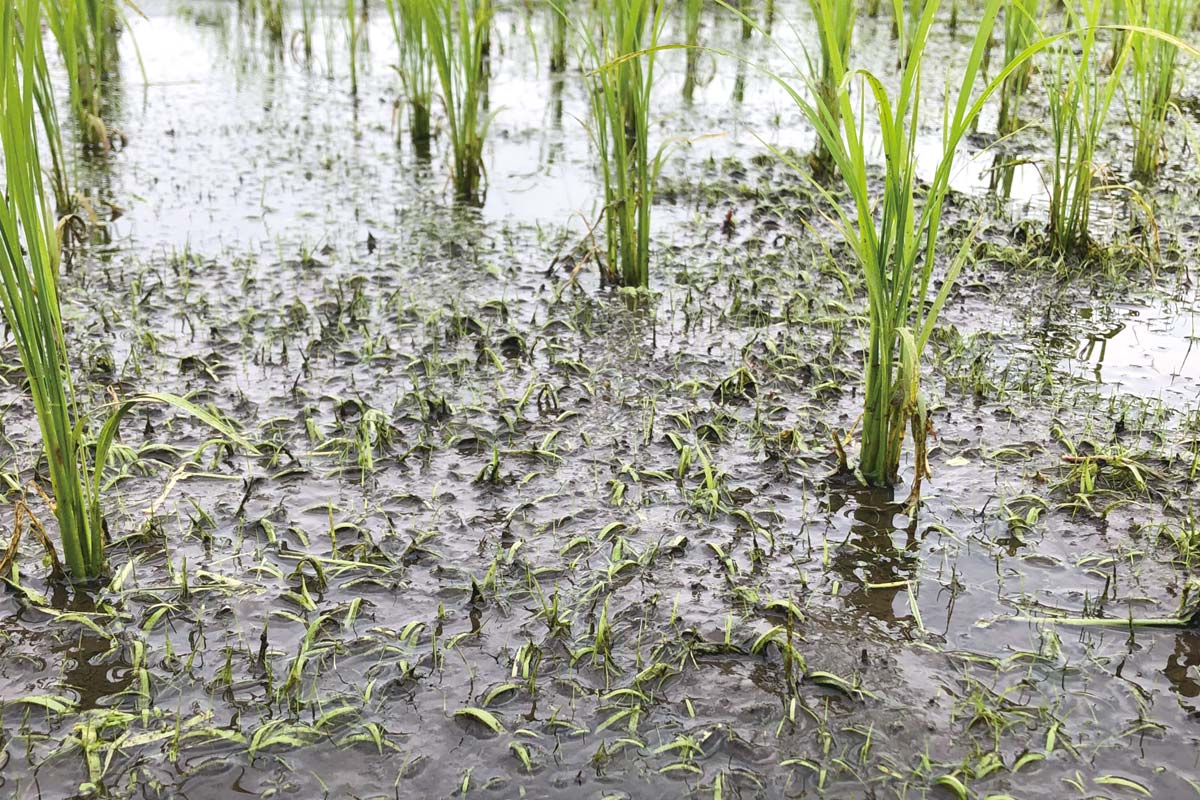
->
[1126,0,1193,180]
[41,0,123,150]
[764,0,1053,492]
[385,0,435,152]
[682,0,702,102]
[262,0,284,42]
[550,0,569,73]
[891,0,921,67]
[1,0,256,582]
[1045,0,1130,256]
[422,0,495,203]
[20,14,75,216]
[804,0,856,174]
[300,0,317,59]
[739,0,754,38]
[346,0,361,95]
[562,0,669,288]
[997,0,1041,138]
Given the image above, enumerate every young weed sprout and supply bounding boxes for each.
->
[564,0,669,289]
[0,0,256,582]
[770,0,1049,495]
[385,0,436,153]
[423,0,495,203]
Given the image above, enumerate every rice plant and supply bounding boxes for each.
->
[738,0,753,38]
[346,0,361,95]
[564,0,669,289]
[997,0,1041,138]
[262,0,284,42]
[41,0,123,150]
[550,0,569,73]
[1,0,255,582]
[423,0,495,203]
[300,0,317,60]
[21,13,75,216]
[770,0,1051,492]
[1126,0,1192,180]
[683,0,703,102]
[1045,0,1130,256]
[805,0,856,174]
[385,0,435,152]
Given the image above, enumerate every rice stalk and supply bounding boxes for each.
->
[683,0,702,102]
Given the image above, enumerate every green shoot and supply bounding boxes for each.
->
[41,0,123,150]
[683,0,702,103]
[805,0,856,174]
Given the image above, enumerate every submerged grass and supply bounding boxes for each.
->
[423,0,494,203]
[564,0,668,289]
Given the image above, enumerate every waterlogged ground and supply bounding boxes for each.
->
[2,2,1200,798]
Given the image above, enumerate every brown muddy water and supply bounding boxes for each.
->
[2,2,1200,799]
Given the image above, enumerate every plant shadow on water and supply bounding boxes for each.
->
[823,484,923,631]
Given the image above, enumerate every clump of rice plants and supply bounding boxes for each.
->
[805,0,856,174]
[773,0,1049,494]
[1126,0,1193,180]
[385,0,435,153]
[565,0,668,289]
[41,0,124,150]
[1,0,255,582]
[1045,0,1130,256]
[423,0,495,203]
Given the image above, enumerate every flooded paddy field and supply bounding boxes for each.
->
[1,1,1200,798]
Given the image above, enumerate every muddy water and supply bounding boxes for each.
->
[2,2,1200,799]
